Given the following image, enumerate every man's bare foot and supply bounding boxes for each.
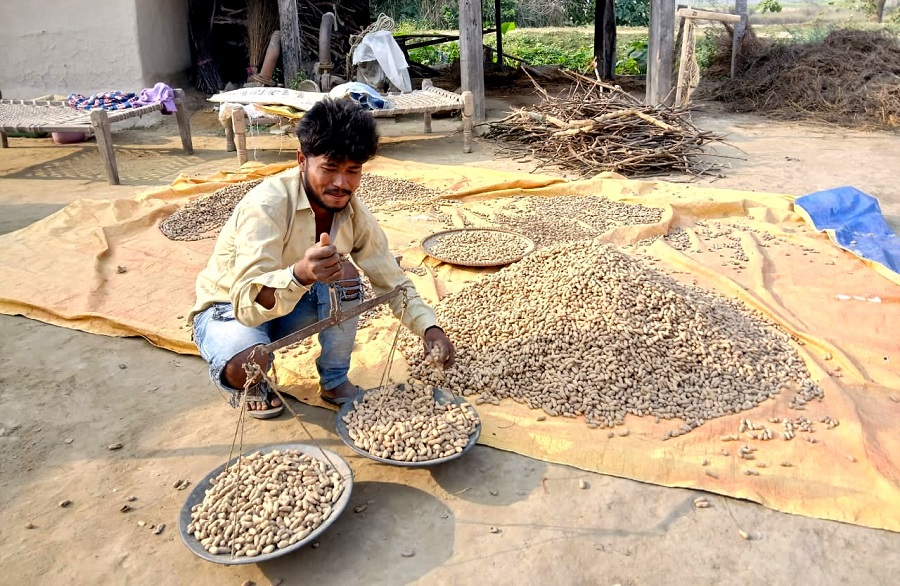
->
[242,383,284,419]
[319,380,362,406]
[246,394,282,412]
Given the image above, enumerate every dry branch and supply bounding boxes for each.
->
[484,70,722,178]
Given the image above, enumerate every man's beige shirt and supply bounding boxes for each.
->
[190,167,437,337]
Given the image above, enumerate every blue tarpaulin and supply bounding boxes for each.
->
[795,186,900,275]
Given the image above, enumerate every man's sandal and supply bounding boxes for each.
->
[242,382,284,420]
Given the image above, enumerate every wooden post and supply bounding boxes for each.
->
[459,0,485,121]
[647,0,676,105]
[278,0,302,87]
[232,108,249,166]
[422,79,433,133]
[0,91,6,146]
[462,91,475,153]
[495,0,503,64]
[674,4,688,62]
[673,10,742,107]
[732,0,748,78]
[674,17,695,108]
[593,0,616,79]
[90,109,119,185]
[223,113,236,152]
[172,88,194,155]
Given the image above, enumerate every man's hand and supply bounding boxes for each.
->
[424,326,455,369]
[293,233,343,285]
[336,256,359,282]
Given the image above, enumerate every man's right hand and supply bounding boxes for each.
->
[293,233,342,285]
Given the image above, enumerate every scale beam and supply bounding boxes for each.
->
[260,286,404,354]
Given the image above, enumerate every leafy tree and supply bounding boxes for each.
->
[372,0,659,29]
[830,0,889,23]
[615,0,651,27]
[871,0,888,22]
[565,0,595,25]
[441,0,517,28]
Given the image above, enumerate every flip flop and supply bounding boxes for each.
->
[319,384,363,407]
[243,383,284,420]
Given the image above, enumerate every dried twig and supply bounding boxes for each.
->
[485,70,723,178]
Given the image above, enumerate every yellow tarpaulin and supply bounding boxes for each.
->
[0,157,897,532]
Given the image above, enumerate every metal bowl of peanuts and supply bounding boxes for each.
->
[178,444,353,565]
[420,228,536,267]
[335,382,482,467]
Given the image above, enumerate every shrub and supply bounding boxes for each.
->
[616,36,648,74]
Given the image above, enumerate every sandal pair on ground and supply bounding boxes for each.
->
[241,380,363,419]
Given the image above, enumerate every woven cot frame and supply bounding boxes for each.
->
[0,88,194,185]
[222,83,475,165]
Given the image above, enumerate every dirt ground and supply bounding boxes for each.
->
[0,89,898,585]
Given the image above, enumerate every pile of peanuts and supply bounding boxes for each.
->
[356,173,456,228]
[161,173,447,243]
[187,449,345,558]
[468,195,664,248]
[427,230,531,265]
[401,241,823,433]
[160,180,262,241]
[663,227,692,250]
[356,173,443,209]
[341,382,480,463]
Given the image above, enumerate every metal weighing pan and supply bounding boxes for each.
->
[420,228,536,267]
[335,385,481,467]
[179,443,353,565]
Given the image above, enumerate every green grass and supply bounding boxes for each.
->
[401,25,651,74]
[398,17,900,76]
[483,26,648,60]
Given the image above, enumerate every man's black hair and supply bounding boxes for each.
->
[296,98,379,163]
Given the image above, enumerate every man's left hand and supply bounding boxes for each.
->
[424,327,455,369]
[337,258,359,282]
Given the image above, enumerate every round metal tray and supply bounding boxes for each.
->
[420,228,536,267]
[178,443,353,565]
[335,385,481,467]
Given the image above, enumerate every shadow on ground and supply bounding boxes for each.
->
[2,146,210,184]
[260,481,454,583]
[429,445,548,507]
[0,203,67,234]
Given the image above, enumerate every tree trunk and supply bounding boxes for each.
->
[460,0,486,121]
[732,0,748,78]
[277,0,302,85]
[593,0,617,79]
[874,0,887,23]
[647,0,676,105]
[495,0,503,64]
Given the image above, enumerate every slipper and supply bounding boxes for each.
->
[319,384,363,407]
[243,382,284,420]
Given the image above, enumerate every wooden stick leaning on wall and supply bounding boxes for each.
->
[674,9,742,109]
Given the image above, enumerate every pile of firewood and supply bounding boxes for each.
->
[484,71,722,178]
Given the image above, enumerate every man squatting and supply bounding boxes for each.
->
[189,98,456,418]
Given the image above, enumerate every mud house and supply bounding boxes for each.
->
[0,0,191,99]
